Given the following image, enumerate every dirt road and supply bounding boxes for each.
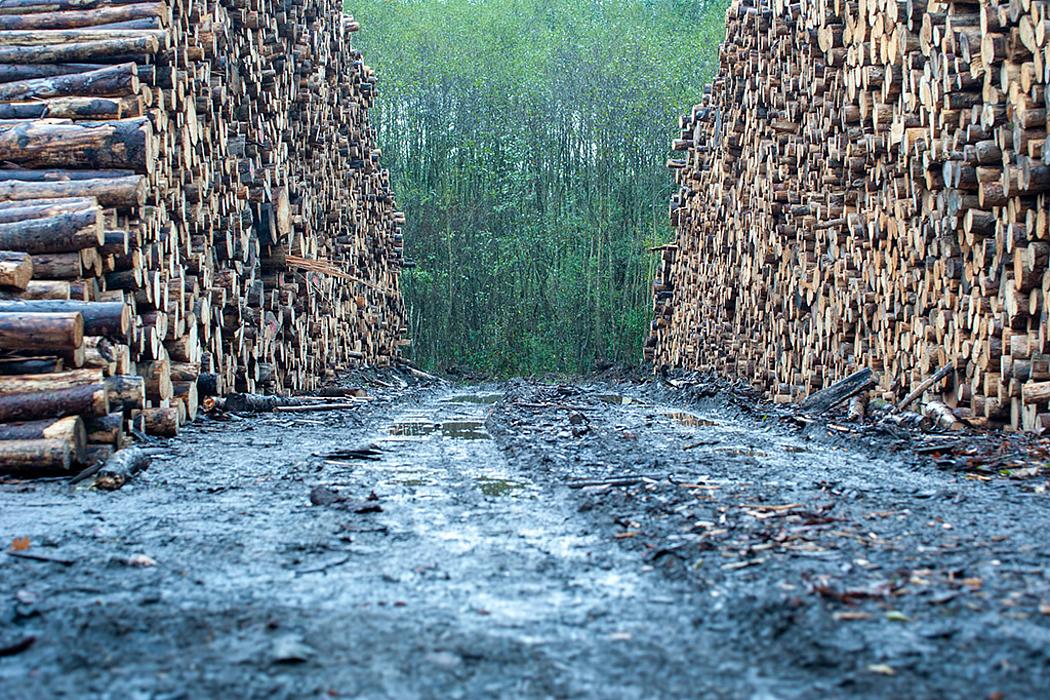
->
[2,377,1049,698]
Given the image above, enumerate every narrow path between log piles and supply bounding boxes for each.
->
[2,377,1049,698]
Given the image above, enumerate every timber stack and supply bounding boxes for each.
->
[0,0,406,473]
[649,0,1050,432]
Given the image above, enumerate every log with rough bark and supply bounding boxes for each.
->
[0,382,107,422]
[0,437,72,471]
[800,368,875,415]
[0,310,82,349]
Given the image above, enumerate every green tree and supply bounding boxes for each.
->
[350,0,727,374]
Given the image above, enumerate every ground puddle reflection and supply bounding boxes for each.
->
[597,394,643,405]
[476,476,527,497]
[388,420,491,440]
[663,411,718,427]
[442,393,503,405]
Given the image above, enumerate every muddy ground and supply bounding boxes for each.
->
[1,374,1049,699]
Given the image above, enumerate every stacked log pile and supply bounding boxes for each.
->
[649,0,1050,432]
[0,0,406,472]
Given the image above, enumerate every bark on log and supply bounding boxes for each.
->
[92,445,164,490]
[0,300,127,336]
[799,368,876,415]
[0,95,139,120]
[0,437,71,470]
[0,36,159,63]
[0,382,107,422]
[0,310,82,349]
[0,368,100,393]
[0,415,84,462]
[0,62,136,100]
[0,5,165,30]
[0,207,103,253]
[0,118,153,171]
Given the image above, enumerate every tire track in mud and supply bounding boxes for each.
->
[6,378,1046,698]
[488,380,1050,699]
[0,384,735,699]
[314,388,729,698]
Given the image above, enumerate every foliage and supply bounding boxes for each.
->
[351,0,727,374]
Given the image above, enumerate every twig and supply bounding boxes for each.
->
[403,365,440,381]
[567,474,663,489]
[914,440,963,455]
[295,555,352,575]
[515,402,592,411]
[6,550,75,566]
[274,403,364,413]
[69,460,105,485]
[0,636,35,657]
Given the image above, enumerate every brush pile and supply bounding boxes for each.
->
[0,0,406,472]
[649,0,1050,431]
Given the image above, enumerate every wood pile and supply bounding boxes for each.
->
[648,0,1050,432]
[0,0,406,473]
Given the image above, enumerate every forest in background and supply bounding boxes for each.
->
[352,0,727,374]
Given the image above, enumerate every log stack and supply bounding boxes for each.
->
[0,0,406,473]
[649,0,1050,432]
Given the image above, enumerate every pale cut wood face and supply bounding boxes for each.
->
[649,0,1050,433]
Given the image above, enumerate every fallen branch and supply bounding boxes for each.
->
[6,549,75,566]
[93,446,167,491]
[215,393,367,413]
[274,403,365,413]
[321,447,382,461]
[403,365,440,382]
[914,440,963,455]
[394,358,443,383]
[567,474,663,489]
[295,555,352,575]
[515,402,593,411]
[896,364,954,412]
[799,368,875,415]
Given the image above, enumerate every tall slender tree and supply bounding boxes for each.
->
[352,0,727,374]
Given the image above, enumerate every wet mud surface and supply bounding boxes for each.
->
[2,377,1049,698]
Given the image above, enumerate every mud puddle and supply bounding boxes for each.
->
[441,393,503,405]
[387,419,490,440]
[597,393,645,405]
[662,411,719,427]
[475,476,530,497]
